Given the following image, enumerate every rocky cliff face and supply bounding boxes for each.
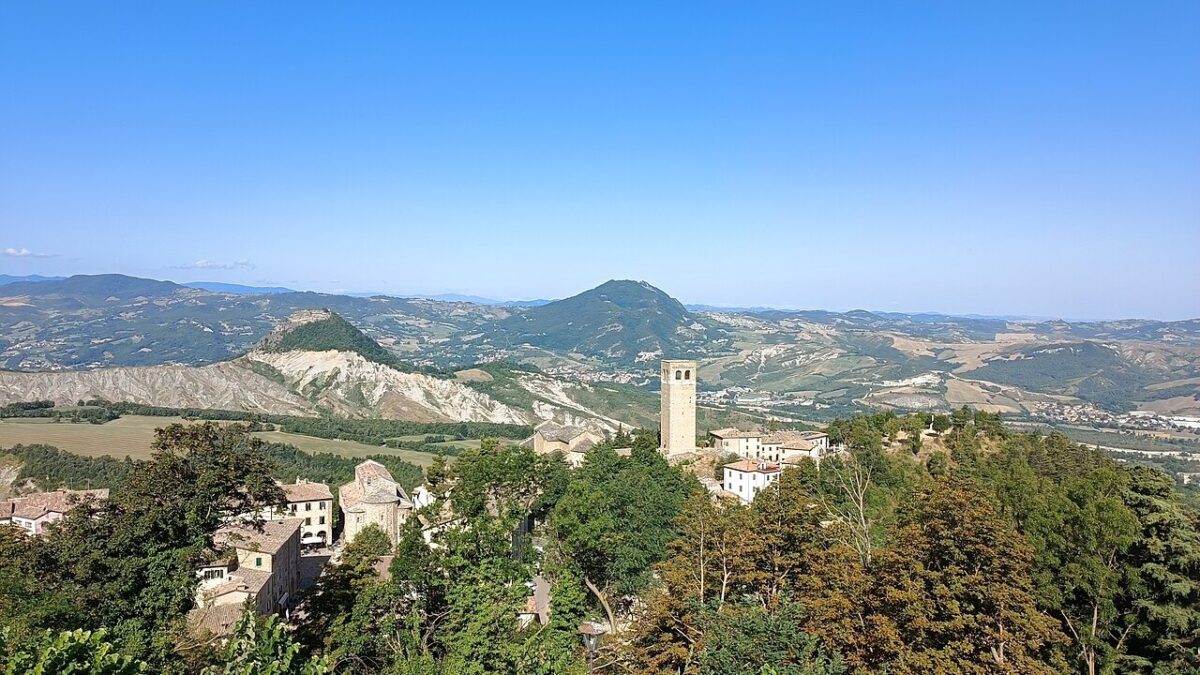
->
[243,350,530,422]
[0,360,317,416]
[0,351,532,424]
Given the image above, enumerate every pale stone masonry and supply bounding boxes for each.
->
[340,459,414,546]
[709,428,764,457]
[660,359,698,456]
[263,479,334,546]
[190,517,303,636]
[531,421,604,467]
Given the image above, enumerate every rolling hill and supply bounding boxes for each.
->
[485,280,731,363]
[2,273,1198,423]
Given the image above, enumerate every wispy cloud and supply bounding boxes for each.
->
[3,247,58,258]
[173,259,255,270]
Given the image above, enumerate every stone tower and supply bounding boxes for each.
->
[660,359,697,456]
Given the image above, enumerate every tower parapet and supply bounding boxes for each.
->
[660,359,697,456]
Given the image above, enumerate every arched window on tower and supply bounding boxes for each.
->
[684,370,691,380]
[675,370,682,380]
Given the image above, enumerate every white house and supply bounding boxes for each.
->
[256,479,334,547]
[723,459,782,505]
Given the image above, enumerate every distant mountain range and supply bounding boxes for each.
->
[0,274,66,285]
[183,281,296,294]
[1,273,1197,422]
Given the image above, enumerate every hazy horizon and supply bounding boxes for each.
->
[2,3,1197,320]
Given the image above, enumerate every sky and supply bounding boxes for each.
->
[1,3,1197,320]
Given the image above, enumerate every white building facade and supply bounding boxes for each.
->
[723,459,782,505]
[710,428,765,458]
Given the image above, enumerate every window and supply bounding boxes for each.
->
[684,370,690,380]
[255,557,262,568]
[305,502,312,511]
[305,517,312,526]
[674,370,682,380]
[203,569,224,581]
[289,504,296,513]
[319,516,326,525]
[319,502,326,510]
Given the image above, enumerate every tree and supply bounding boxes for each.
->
[931,415,952,435]
[204,612,329,675]
[425,454,451,498]
[973,435,1143,675]
[817,452,880,566]
[550,446,691,610]
[872,479,1068,674]
[926,451,948,477]
[31,423,285,668]
[697,602,846,675]
[713,453,740,482]
[296,523,392,658]
[1114,466,1200,674]
[0,627,146,675]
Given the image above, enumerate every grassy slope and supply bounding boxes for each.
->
[0,415,439,466]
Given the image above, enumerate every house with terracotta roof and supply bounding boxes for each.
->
[339,460,413,546]
[709,428,765,458]
[259,479,334,547]
[530,421,604,466]
[0,488,108,536]
[189,517,303,637]
[761,430,831,464]
[722,459,782,505]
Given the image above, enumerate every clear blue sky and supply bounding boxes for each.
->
[1,2,1197,319]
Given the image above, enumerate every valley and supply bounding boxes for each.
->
[2,274,1198,444]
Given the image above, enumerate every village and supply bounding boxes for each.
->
[0,358,841,641]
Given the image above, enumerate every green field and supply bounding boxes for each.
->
[0,416,439,466]
[253,430,438,466]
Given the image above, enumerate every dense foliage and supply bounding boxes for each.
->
[1,444,133,490]
[1,409,1197,674]
[0,423,285,671]
[90,401,532,442]
[0,400,118,423]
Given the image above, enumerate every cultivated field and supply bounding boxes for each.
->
[252,430,439,466]
[0,415,188,460]
[0,416,439,466]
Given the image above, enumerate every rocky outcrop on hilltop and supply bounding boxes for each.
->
[0,310,572,425]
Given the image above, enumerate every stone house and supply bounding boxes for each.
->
[190,517,303,636]
[531,422,604,466]
[259,479,334,546]
[762,430,831,464]
[710,428,764,457]
[339,460,413,546]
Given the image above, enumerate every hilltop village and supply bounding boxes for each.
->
[2,351,1198,674]
[1,358,834,637]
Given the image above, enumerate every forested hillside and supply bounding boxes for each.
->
[488,280,731,363]
[259,309,419,373]
[2,412,1197,673]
